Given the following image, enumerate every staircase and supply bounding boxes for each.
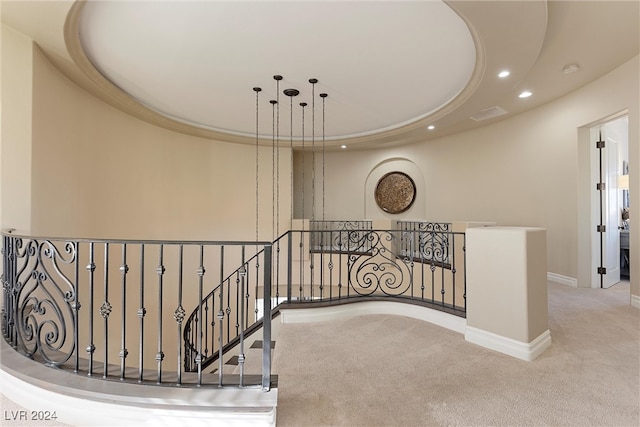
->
[182,223,466,388]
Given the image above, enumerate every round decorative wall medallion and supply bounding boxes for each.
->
[374,171,416,214]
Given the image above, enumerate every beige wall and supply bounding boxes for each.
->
[2,23,638,300]
[1,24,33,234]
[27,44,291,242]
[311,56,639,297]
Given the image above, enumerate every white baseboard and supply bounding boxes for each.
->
[464,327,552,361]
[280,301,467,334]
[632,294,640,309]
[547,272,577,287]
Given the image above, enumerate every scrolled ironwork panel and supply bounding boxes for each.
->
[13,238,77,367]
[419,231,449,264]
[397,221,451,264]
[310,220,373,253]
[347,231,412,296]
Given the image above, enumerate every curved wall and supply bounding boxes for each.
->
[312,55,639,295]
[28,44,291,242]
[0,24,33,234]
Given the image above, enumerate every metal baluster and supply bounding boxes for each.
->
[209,293,215,374]
[3,236,7,341]
[310,232,314,300]
[328,244,334,301]
[254,253,259,322]
[13,236,20,349]
[287,232,292,304]
[463,233,467,311]
[451,232,457,310]
[102,243,110,379]
[156,244,165,384]
[218,246,225,387]
[11,236,16,345]
[6,236,13,346]
[72,241,80,373]
[411,222,415,259]
[319,239,324,300]
[175,245,184,385]
[238,247,246,387]
[119,244,129,380]
[420,230,425,300]
[430,232,436,303]
[346,230,351,299]
[235,272,240,337]
[441,232,446,306]
[226,275,231,344]
[204,294,209,359]
[408,232,415,300]
[262,244,272,392]
[275,240,281,301]
[86,243,96,376]
[138,244,145,382]
[1,236,6,340]
[1,236,5,338]
[247,261,251,328]
[6,236,16,346]
[298,230,303,299]
[196,245,205,386]
[338,230,343,300]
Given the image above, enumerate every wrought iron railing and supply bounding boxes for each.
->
[279,228,465,312]
[396,221,452,266]
[309,220,373,253]
[2,224,465,392]
[182,247,270,377]
[183,226,466,373]
[1,232,273,390]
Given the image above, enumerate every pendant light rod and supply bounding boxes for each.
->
[284,88,299,228]
[300,101,307,224]
[253,87,262,244]
[320,92,328,221]
[270,99,277,241]
[309,78,318,221]
[274,75,282,238]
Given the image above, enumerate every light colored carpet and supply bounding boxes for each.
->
[272,281,640,426]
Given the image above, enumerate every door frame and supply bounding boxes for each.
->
[577,110,628,288]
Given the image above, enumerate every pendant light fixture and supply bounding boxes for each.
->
[252,78,328,235]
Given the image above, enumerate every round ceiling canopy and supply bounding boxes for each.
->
[79,0,476,141]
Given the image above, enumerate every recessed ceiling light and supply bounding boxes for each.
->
[341,145,347,149]
[498,70,510,78]
[518,91,533,98]
[427,125,435,130]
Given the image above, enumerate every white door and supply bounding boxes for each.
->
[602,134,620,288]
[594,117,627,288]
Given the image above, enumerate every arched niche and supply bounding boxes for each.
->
[364,158,426,219]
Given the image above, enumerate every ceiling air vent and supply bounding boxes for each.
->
[470,106,508,121]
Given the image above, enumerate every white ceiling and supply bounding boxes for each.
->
[1,0,639,149]
[79,0,476,140]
